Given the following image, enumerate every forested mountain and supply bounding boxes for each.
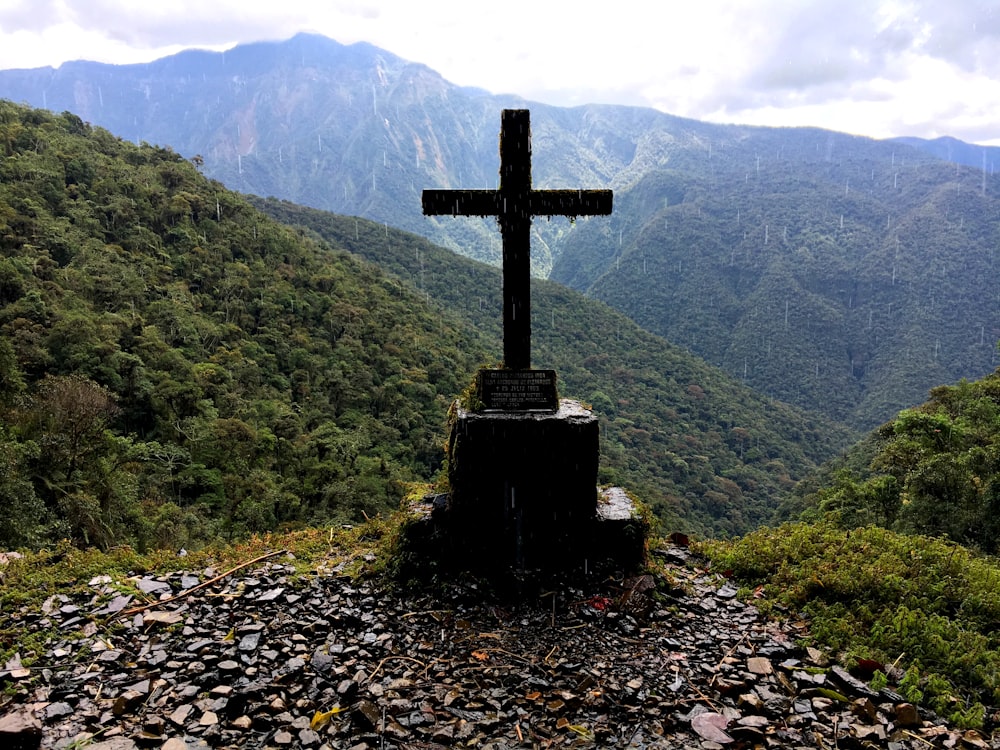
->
[0,100,855,550]
[554,142,1000,429]
[9,93,1000,731]
[0,32,620,274]
[893,135,1000,172]
[0,100,499,551]
[3,33,998,432]
[788,371,1000,555]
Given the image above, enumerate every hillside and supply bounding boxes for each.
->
[2,34,998,432]
[0,33,603,273]
[894,135,1000,172]
[0,100,492,550]
[786,369,1000,555]
[0,100,855,550]
[252,197,857,536]
[551,140,1000,429]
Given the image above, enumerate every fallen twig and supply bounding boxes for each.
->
[690,682,722,712]
[708,633,750,687]
[365,655,427,684]
[117,549,288,617]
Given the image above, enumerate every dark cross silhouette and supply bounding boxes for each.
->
[422,109,612,370]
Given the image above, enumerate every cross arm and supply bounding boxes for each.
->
[422,189,503,217]
[530,189,613,218]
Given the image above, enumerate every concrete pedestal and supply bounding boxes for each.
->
[446,399,598,570]
[395,399,648,579]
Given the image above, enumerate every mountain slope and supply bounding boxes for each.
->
[893,135,1000,173]
[252,197,858,537]
[0,100,859,548]
[0,33,619,273]
[0,100,492,549]
[551,137,1000,429]
[5,33,993,430]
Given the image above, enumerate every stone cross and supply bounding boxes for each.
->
[422,109,612,370]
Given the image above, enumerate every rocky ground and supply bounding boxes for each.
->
[1,543,997,750]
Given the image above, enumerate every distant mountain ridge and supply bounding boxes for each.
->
[551,134,1000,429]
[892,135,1000,172]
[3,33,1000,431]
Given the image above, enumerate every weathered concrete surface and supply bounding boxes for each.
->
[446,399,599,570]
[397,400,647,576]
[595,487,649,571]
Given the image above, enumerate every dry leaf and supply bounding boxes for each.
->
[962,730,988,748]
[471,650,489,662]
[567,724,594,740]
[310,705,343,730]
[691,712,733,744]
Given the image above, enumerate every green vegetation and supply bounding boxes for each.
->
[0,99,858,548]
[15,89,1000,729]
[253,197,857,537]
[554,143,1000,432]
[0,100,490,550]
[4,46,1000,733]
[3,35,997,434]
[700,521,1000,727]
[799,373,1000,554]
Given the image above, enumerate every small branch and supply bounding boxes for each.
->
[708,633,750,686]
[117,549,287,618]
[365,655,427,684]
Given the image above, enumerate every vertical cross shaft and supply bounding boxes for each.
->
[498,109,532,369]
[422,109,612,370]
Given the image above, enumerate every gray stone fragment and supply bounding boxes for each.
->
[168,704,194,726]
[136,578,171,595]
[43,701,73,720]
[238,633,261,652]
[298,728,321,745]
[829,665,878,699]
[716,583,739,599]
[113,689,145,716]
[0,708,42,750]
[89,739,138,750]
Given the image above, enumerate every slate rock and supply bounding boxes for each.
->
[3,545,993,749]
[135,577,171,595]
[0,708,42,750]
[353,699,381,731]
[238,633,261,652]
[89,739,139,750]
[113,689,146,716]
[895,702,922,728]
[829,665,879,699]
[43,701,74,720]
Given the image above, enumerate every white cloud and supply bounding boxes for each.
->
[0,0,997,143]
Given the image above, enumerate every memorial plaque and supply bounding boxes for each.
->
[478,369,557,412]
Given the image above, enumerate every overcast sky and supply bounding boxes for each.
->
[1,0,998,145]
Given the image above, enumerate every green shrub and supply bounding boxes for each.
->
[699,520,1000,726]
